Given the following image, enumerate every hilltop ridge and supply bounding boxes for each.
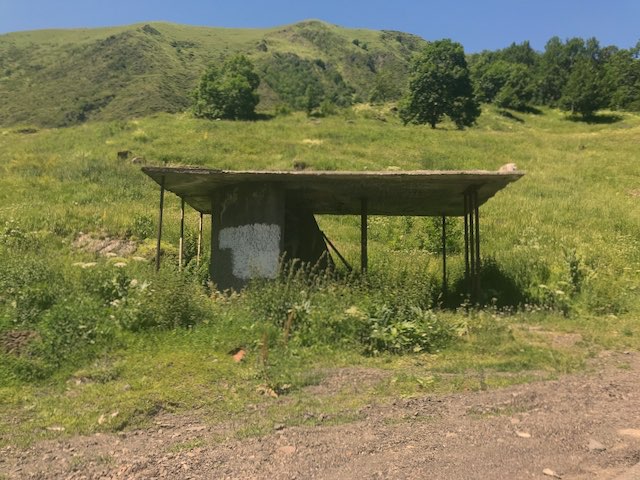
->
[0,20,426,127]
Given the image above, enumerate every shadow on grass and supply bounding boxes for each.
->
[252,112,277,121]
[519,105,543,115]
[444,257,527,309]
[567,113,623,124]
[498,110,525,123]
[498,106,544,123]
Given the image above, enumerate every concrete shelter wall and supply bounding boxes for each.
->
[210,184,285,291]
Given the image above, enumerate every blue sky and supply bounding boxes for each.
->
[1,0,639,52]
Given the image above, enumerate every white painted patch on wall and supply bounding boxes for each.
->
[219,224,281,280]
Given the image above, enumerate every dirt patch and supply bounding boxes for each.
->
[0,330,39,355]
[73,233,137,257]
[526,325,584,349]
[303,367,391,396]
[3,352,640,479]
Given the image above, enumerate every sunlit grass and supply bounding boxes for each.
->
[1,104,639,447]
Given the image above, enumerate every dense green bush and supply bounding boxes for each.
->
[362,304,454,355]
[112,268,209,331]
[192,55,260,120]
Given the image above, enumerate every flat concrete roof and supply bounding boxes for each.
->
[142,166,524,216]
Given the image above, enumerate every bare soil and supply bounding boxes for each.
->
[3,351,640,480]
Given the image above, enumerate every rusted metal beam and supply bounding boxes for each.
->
[321,230,352,272]
[474,189,481,301]
[155,176,165,272]
[441,214,447,299]
[360,197,368,274]
[467,191,476,301]
[178,197,185,271]
[197,212,203,267]
[463,192,470,284]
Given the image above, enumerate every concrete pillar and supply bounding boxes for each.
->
[210,184,285,291]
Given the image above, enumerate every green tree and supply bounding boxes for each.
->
[472,60,513,103]
[370,69,404,103]
[559,57,607,117]
[495,64,535,110]
[192,55,260,120]
[606,47,640,111]
[537,37,589,105]
[303,83,324,115]
[400,39,480,129]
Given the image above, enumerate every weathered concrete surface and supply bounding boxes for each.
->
[142,167,524,217]
[210,184,284,291]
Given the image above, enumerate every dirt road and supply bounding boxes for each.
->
[3,351,640,479]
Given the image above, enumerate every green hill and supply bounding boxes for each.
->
[0,20,425,127]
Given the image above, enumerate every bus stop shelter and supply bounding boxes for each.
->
[142,166,524,298]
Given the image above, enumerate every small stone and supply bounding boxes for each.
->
[232,349,246,362]
[543,468,562,478]
[273,423,286,431]
[510,418,520,424]
[277,445,296,455]
[587,439,606,451]
[516,431,531,438]
[618,428,640,438]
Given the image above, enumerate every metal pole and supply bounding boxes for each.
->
[360,197,368,274]
[463,192,470,286]
[441,214,447,299]
[155,176,165,272]
[468,190,476,301]
[474,189,481,301]
[321,230,353,272]
[197,212,203,266]
[178,198,185,271]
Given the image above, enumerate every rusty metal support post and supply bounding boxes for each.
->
[196,212,203,267]
[360,197,368,274]
[441,214,447,300]
[178,198,185,271]
[321,231,353,272]
[155,176,165,272]
[474,190,481,301]
[468,190,476,302]
[463,192,470,285]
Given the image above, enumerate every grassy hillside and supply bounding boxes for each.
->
[0,21,423,127]
[1,105,639,446]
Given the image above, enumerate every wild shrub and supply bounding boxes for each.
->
[113,268,209,331]
[35,294,112,367]
[361,304,455,355]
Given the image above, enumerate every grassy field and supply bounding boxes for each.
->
[1,104,639,447]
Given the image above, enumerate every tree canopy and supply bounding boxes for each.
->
[192,55,260,120]
[400,39,480,129]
